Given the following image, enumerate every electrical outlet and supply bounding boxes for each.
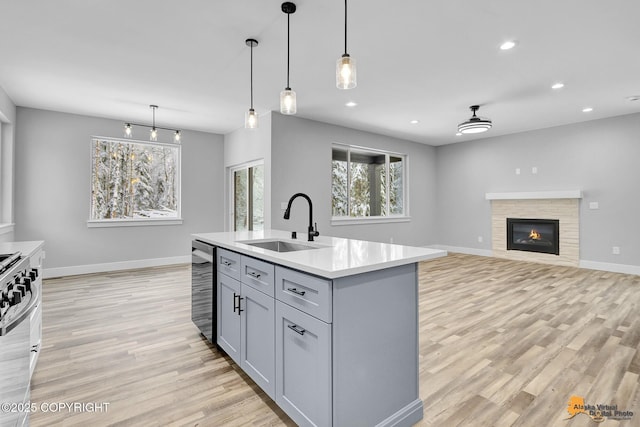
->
[478,236,483,243]
[532,166,538,174]
[589,202,599,210]
[515,168,521,175]
[612,246,621,255]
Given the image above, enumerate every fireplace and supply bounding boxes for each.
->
[506,218,560,255]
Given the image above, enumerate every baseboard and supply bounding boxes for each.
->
[43,255,190,279]
[375,398,424,427]
[579,260,640,276]
[428,244,639,276]
[427,244,493,257]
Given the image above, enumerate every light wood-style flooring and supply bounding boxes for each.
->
[30,254,640,426]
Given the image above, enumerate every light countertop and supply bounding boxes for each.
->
[193,230,446,279]
[0,240,44,259]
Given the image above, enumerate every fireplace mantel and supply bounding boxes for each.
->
[485,190,583,201]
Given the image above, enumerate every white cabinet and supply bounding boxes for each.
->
[275,300,332,427]
[217,254,276,399]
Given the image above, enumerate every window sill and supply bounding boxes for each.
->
[0,223,15,235]
[87,218,184,228]
[331,216,411,226]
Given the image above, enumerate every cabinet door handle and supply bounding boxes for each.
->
[287,287,306,296]
[222,260,232,267]
[233,293,244,315]
[233,292,240,313]
[247,271,262,279]
[287,324,306,335]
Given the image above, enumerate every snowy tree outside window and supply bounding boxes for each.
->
[90,137,180,221]
[332,145,405,218]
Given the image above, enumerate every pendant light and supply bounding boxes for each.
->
[149,105,158,141]
[280,2,297,115]
[123,105,182,143]
[458,105,492,134]
[245,38,259,129]
[336,0,356,89]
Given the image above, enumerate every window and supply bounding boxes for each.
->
[332,144,406,220]
[89,137,181,225]
[231,162,264,231]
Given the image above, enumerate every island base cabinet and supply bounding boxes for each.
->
[275,301,332,427]
[217,272,241,364]
[241,285,275,399]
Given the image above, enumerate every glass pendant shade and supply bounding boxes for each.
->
[174,130,181,142]
[336,54,357,89]
[245,108,259,129]
[124,123,132,138]
[150,127,158,141]
[280,88,297,115]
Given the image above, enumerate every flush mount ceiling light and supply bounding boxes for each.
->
[280,2,297,115]
[500,40,518,50]
[245,38,259,129]
[457,105,493,134]
[582,107,593,113]
[551,82,565,89]
[336,0,357,89]
[124,105,181,143]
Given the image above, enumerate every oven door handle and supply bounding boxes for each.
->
[0,281,39,336]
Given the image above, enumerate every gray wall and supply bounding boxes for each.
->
[435,112,640,266]
[0,85,16,242]
[270,113,438,246]
[14,108,224,271]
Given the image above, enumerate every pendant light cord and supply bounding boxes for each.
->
[286,12,291,88]
[250,43,254,109]
[344,0,348,55]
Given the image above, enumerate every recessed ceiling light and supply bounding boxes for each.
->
[551,82,565,90]
[455,132,462,136]
[500,40,517,50]
[410,120,419,124]
[582,107,593,113]
[345,101,357,107]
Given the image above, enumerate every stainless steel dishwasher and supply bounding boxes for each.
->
[191,240,215,343]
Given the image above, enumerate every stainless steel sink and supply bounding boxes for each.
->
[239,239,323,253]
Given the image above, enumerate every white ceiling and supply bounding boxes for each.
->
[1,0,639,146]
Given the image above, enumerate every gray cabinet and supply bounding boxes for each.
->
[217,272,241,364]
[240,284,275,398]
[217,252,276,399]
[275,300,332,427]
[215,246,422,427]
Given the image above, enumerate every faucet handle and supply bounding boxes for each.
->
[313,222,320,237]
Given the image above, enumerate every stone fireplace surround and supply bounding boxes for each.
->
[486,191,581,267]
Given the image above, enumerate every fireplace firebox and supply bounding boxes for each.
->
[506,218,560,255]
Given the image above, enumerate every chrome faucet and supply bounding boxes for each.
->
[283,193,320,241]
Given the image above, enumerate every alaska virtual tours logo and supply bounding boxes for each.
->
[566,395,634,423]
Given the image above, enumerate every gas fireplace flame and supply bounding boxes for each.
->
[529,229,542,240]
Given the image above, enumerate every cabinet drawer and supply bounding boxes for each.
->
[241,256,275,297]
[275,266,332,323]
[218,248,241,281]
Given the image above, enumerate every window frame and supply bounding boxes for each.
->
[228,159,265,232]
[87,136,183,228]
[331,143,410,226]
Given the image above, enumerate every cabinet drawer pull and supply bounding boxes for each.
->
[247,271,262,279]
[221,260,232,267]
[287,287,306,296]
[288,324,306,335]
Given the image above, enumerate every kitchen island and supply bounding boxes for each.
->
[192,230,446,427]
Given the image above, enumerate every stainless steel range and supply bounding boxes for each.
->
[0,251,42,427]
